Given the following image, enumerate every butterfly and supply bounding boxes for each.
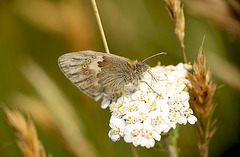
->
[58,50,149,99]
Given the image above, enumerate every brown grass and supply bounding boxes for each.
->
[165,0,187,63]
[187,41,217,157]
[19,60,98,157]
[4,107,47,157]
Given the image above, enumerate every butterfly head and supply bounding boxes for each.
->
[132,61,149,81]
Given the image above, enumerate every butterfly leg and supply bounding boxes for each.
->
[147,70,158,83]
[108,93,122,103]
[140,80,162,98]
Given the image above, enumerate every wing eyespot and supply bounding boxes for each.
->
[84,70,90,75]
[85,58,91,63]
[82,64,88,69]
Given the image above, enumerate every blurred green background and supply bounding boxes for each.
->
[0,0,240,157]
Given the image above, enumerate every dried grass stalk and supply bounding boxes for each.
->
[165,0,187,63]
[187,41,217,157]
[4,107,47,157]
[91,0,110,54]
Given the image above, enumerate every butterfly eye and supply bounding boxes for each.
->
[86,58,91,63]
[82,64,88,69]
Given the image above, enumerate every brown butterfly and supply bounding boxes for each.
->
[58,50,150,99]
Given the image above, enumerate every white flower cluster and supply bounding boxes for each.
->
[101,63,197,148]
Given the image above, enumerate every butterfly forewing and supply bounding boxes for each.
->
[58,50,134,98]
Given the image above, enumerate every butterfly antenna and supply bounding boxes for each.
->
[142,52,167,63]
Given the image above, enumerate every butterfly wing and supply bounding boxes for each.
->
[58,50,133,98]
[97,54,135,94]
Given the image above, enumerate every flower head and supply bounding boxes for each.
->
[103,63,197,148]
